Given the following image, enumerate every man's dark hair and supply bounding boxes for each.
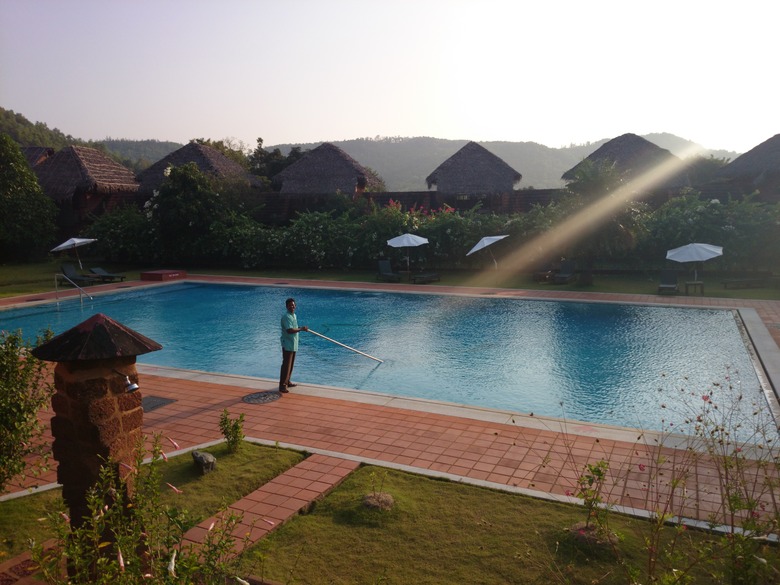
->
[285,298,295,305]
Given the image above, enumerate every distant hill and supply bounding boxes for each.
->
[269,135,740,191]
[2,106,740,190]
[0,107,183,172]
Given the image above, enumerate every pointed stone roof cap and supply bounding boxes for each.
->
[31,313,162,362]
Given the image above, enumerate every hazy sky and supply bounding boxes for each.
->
[1,0,777,153]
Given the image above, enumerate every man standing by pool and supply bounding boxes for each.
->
[279,297,307,393]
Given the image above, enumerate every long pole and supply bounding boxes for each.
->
[306,329,383,363]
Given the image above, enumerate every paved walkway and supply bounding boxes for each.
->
[3,275,780,583]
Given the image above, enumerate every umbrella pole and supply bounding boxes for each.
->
[307,329,383,363]
[489,248,498,270]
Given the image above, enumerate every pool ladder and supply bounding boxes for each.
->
[54,274,93,307]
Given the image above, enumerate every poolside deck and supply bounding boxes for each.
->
[2,276,780,583]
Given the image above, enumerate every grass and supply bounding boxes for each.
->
[2,259,779,300]
[0,442,303,560]
[242,465,773,585]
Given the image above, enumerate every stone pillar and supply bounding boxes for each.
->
[31,313,162,529]
[50,357,143,525]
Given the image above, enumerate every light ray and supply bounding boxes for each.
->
[461,144,702,288]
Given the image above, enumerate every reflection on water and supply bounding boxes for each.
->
[1,283,769,436]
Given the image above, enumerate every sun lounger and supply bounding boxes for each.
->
[721,272,771,289]
[376,260,401,282]
[657,269,679,294]
[552,260,577,284]
[411,272,440,284]
[61,263,100,287]
[90,267,126,282]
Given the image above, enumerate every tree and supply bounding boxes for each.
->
[0,133,57,261]
[0,329,53,494]
[145,162,234,265]
[562,159,649,284]
[248,138,306,189]
[191,137,249,168]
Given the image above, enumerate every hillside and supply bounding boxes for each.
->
[0,107,183,171]
[2,106,739,191]
[269,135,740,191]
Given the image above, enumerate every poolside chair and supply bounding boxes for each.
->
[376,260,401,282]
[552,260,577,284]
[657,269,679,294]
[61,263,99,287]
[532,263,556,283]
[90,267,126,282]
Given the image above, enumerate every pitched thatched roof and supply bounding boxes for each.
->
[561,133,680,182]
[32,313,162,362]
[33,146,139,202]
[425,141,522,193]
[716,134,780,180]
[22,146,54,168]
[273,142,382,194]
[137,142,258,194]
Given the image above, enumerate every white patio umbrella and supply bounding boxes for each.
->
[666,242,722,280]
[387,233,429,273]
[467,235,509,269]
[51,237,97,269]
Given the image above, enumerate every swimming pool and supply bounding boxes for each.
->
[1,282,773,435]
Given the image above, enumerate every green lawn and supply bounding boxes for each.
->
[2,260,779,300]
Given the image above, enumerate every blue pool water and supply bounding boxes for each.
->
[1,283,769,434]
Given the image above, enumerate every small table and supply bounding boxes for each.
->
[685,281,704,295]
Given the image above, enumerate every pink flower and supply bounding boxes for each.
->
[702,395,710,402]
[638,464,646,471]
[565,490,573,496]
[165,482,183,494]
[167,437,180,450]
[161,451,168,462]
[118,547,125,571]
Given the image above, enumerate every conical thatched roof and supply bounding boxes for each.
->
[33,146,138,202]
[561,133,680,182]
[137,142,258,194]
[425,141,522,193]
[273,142,382,194]
[716,134,780,180]
[32,313,162,362]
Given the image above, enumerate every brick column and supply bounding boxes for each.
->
[50,358,143,525]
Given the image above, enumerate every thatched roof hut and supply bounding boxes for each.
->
[561,133,680,183]
[425,141,522,193]
[272,142,383,194]
[33,145,140,237]
[34,146,138,203]
[137,142,259,195]
[713,134,780,202]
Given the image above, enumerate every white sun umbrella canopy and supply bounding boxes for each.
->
[387,233,429,272]
[666,242,722,280]
[467,235,509,269]
[51,238,97,269]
